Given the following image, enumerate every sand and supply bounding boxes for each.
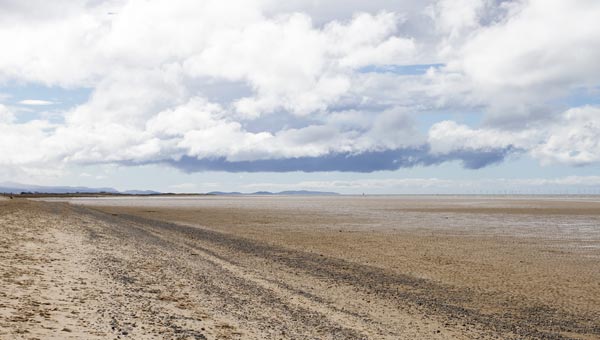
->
[2,196,600,339]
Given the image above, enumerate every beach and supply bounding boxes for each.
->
[1,196,599,339]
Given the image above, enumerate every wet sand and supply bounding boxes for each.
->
[2,196,600,339]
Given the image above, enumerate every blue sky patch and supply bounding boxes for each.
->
[358,64,444,75]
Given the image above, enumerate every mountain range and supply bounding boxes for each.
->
[0,182,338,196]
[0,182,159,195]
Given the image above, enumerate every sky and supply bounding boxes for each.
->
[1,0,600,194]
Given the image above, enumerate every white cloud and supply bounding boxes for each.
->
[0,1,420,167]
[427,120,535,155]
[444,0,600,124]
[426,0,490,58]
[0,104,15,123]
[18,99,55,106]
[183,11,415,117]
[532,106,600,166]
[461,1,600,89]
[428,106,600,167]
[0,104,63,181]
[0,0,599,176]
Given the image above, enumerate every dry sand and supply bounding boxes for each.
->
[1,196,600,339]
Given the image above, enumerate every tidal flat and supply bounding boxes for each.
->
[1,195,599,339]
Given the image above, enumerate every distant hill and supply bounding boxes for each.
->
[122,190,162,195]
[207,191,243,195]
[0,182,338,196]
[0,182,158,195]
[208,190,339,196]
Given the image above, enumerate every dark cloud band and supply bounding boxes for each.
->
[167,146,518,173]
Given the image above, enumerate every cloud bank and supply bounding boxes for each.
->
[0,0,599,176]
